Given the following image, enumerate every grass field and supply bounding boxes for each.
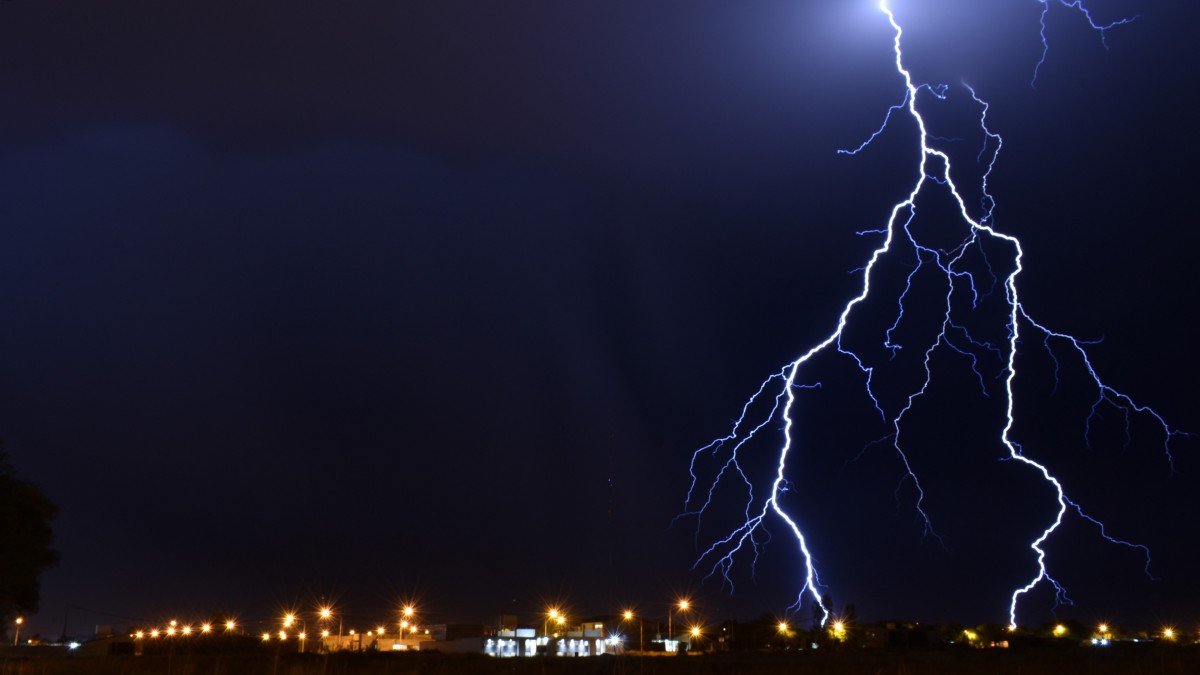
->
[4,647,1200,675]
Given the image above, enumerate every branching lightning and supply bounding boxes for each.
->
[681,0,1185,627]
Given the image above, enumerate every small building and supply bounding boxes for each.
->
[484,622,623,658]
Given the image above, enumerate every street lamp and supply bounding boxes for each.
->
[545,609,560,637]
[317,607,334,652]
[690,626,702,652]
[622,610,643,652]
[668,599,690,652]
[13,617,23,646]
[400,605,415,644]
[830,620,847,642]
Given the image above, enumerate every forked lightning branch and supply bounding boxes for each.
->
[681,0,1184,628]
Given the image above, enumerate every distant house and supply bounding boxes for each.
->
[484,621,623,657]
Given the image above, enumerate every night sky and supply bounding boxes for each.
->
[3,1,1198,638]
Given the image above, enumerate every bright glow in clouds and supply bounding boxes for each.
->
[682,0,1183,627]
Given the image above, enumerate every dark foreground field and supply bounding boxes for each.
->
[4,649,1200,675]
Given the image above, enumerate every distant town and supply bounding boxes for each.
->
[5,601,1197,660]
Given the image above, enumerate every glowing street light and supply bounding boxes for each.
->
[622,610,643,651]
[225,620,237,632]
[668,599,690,651]
[1053,624,1067,637]
[283,614,296,628]
[545,608,561,637]
[400,605,416,643]
[13,617,22,646]
[317,605,343,645]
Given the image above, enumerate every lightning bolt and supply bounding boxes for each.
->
[681,0,1185,628]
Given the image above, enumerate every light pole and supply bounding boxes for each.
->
[622,610,642,652]
[668,600,689,652]
[283,613,303,653]
[318,607,333,652]
[544,609,560,637]
[400,605,415,646]
[13,617,23,646]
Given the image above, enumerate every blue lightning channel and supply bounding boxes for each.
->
[681,0,1185,628]
[1033,1,1139,87]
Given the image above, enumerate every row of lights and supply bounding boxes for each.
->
[128,605,423,644]
[958,622,1187,645]
[134,619,238,639]
[38,602,1193,649]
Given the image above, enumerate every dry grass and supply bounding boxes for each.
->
[4,647,1199,675]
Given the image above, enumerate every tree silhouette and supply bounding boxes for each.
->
[0,440,60,632]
